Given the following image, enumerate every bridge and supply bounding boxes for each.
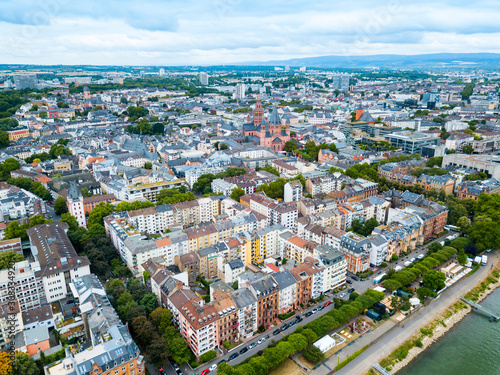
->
[372,363,392,375]
[460,297,500,322]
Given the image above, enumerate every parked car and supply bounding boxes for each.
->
[257,337,265,344]
[201,369,209,375]
[318,305,324,311]
[296,316,303,322]
[273,329,281,335]
[158,368,165,375]
[248,342,257,349]
[239,347,248,354]
[324,301,331,307]
[348,288,355,293]
[311,308,318,314]
[351,276,359,281]
[295,314,301,319]
[339,293,346,298]
[305,311,313,317]
[210,364,218,371]
[229,353,239,361]
[281,323,289,331]
[346,279,353,284]
[218,360,226,366]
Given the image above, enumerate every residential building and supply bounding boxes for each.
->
[232,288,257,340]
[249,275,279,329]
[339,232,371,273]
[27,222,91,304]
[284,180,303,203]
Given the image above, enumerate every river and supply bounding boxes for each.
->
[399,288,500,375]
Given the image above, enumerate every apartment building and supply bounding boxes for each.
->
[417,174,455,195]
[27,223,91,304]
[339,232,371,273]
[249,275,279,329]
[251,224,287,264]
[241,192,297,230]
[284,180,303,203]
[282,235,318,263]
[0,260,44,312]
[45,325,144,375]
[313,245,347,292]
[273,270,298,314]
[0,301,22,350]
[167,289,218,357]
[127,205,174,233]
[175,253,200,282]
[291,258,325,300]
[0,238,22,253]
[232,288,258,340]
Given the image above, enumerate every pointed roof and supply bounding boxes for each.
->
[67,180,82,201]
[269,106,281,125]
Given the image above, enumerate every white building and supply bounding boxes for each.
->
[67,181,87,228]
[232,288,258,340]
[199,72,209,85]
[284,180,303,203]
[235,83,246,99]
[313,245,347,292]
[368,234,388,267]
[27,223,91,304]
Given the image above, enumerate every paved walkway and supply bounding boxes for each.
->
[329,252,500,375]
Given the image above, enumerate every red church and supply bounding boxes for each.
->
[243,97,290,152]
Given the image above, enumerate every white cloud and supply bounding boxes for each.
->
[0,0,499,65]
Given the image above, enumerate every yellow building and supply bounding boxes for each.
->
[7,128,30,141]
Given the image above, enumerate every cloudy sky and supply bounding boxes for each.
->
[1,0,499,65]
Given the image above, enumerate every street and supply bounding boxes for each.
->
[159,231,458,375]
[334,250,500,375]
[169,296,345,375]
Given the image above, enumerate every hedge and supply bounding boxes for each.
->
[217,289,385,375]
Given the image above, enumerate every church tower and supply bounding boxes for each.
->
[253,96,264,127]
[67,181,87,228]
[83,86,91,100]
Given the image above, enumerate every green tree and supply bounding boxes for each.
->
[60,213,79,231]
[462,145,474,154]
[303,344,325,363]
[219,143,228,150]
[284,140,298,152]
[427,241,443,254]
[0,132,9,148]
[131,316,156,348]
[0,158,20,179]
[230,187,245,202]
[39,111,47,119]
[199,350,217,363]
[12,353,39,375]
[53,196,68,215]
[166,334,192,364]
[457,249,467,266]
[0,250,24,270]
[147,337,170,367]
[456,216,471,236]
[80,188,92,197]
[140,293,159,315]
[422,270,446,291]
[144,162,152,170]
[383,279,402,291]
[416,287,436,301]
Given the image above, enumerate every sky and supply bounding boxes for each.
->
[1,0,500,66]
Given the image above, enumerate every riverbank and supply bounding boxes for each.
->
[374,262,500,374]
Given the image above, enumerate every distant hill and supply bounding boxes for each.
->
[241,53,500,69]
